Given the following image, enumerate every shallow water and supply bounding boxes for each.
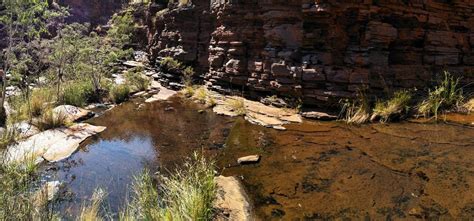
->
[46,97,474,220]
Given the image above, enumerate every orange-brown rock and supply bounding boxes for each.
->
[148,0,473,105]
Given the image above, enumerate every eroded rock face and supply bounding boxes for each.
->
[148,0,474,106]
[56,0,125,24]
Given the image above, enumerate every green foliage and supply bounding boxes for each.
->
[107,11,135,48]
[120,153,216,221]
[0,160,57,220]
[62,80,95,107]
[125,68,150,92]
[160,57,182,73]
[372,90,412,122]
[182,66,194,86]
[9,88,56,122]
[110,85,131,104]
[418,71,463,119]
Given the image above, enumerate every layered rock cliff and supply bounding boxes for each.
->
[56,0,126,24]
[148,0,474,106]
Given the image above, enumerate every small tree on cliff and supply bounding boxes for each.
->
[0,0,66,126]
[0,0,51,127]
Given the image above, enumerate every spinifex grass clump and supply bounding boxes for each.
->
[418,71,463,119]
[121,153,217,221]
[193,86,217,107]
[372,90,412,122]
[34,108,68,131]
[226,98,246,116]
[0,160,56,220]
[340,91,371,124]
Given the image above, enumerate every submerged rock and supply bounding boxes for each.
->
[33,181,62,207]
[3,123,106,164]
[214,176,253,221]
[237,155,261,164]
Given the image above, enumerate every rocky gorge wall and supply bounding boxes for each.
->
[148,0,474,106]
[56,0,126,24]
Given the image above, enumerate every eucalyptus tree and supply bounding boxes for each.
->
[0,0,66,126]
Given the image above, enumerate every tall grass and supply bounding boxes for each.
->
[9,88,56,122]
[418,71,463,119]
[193,86,217,107]
[372,90,412,122]
[78,188,107,221]
[226,98,246,116]
[62,80,95,107]
[120,153,216,221]
[340,91,371,124]
[34,108,68,131]
[0,159,56,221]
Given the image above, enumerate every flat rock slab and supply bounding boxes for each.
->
[13,121,40,139]
[3,123,106,164]
[53,105,93,122]
[237,155,261,164]
[214,176,253,221]
[212,95,302,129]
[145,83,177,103]
[301,111,338,121]
[213,104,241,117]
[123,60,145,68]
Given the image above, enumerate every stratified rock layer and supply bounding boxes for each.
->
[148,0,474,106]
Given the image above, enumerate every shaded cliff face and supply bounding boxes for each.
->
[57,0,126,24]
[148,0,474,106]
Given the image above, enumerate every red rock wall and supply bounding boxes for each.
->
[56,0,126,24]
[149,0,474,105]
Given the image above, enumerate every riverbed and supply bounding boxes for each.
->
[45,96,474,220]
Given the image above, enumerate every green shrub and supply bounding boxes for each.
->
[372,90,412,122]
[160,57,182,73]
[182,66,194,86]
[0,160,56,220]
[62,80,95,107]
[125,70,150,92]
[418,71,463,119]
[110,85,131,104]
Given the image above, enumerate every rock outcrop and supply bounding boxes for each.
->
[147,0,474,106]
[56,0,125,24]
